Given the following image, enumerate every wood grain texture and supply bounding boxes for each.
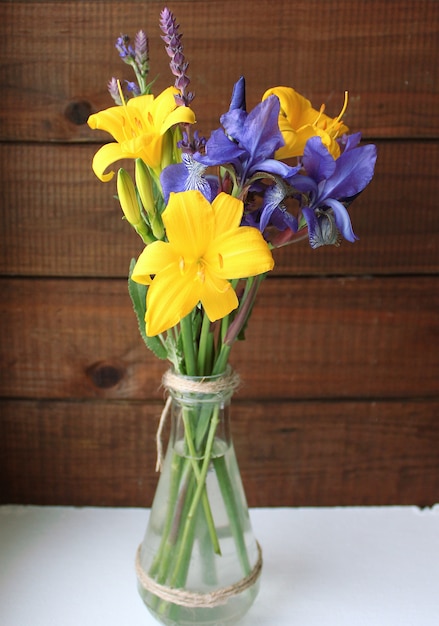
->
[1,276,438,401]
[1,141,438,277]
[1,0,438,507]
[0,1,438,142]
[1,399,438,507]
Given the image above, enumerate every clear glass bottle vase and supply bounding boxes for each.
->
[136,369,261,626]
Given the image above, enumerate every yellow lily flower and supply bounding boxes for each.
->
[131,190,275,336]
[87,86,195,181]
[262,86,349,159]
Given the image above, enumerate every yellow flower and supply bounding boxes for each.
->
[87,86,195,181]
[131,190,274,336]
[262,86,349,159]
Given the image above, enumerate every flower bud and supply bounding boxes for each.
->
[160,129,174,170]
[134,159,154,214]
[135,159,164,239]
[117,168,154,243]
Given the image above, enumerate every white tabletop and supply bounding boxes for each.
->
[1,505,438,625]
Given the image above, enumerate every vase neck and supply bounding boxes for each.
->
[164,369,238,458]
[163,367,239,404]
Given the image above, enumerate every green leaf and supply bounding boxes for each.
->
[165,334,184,372]
[128,259,168,360]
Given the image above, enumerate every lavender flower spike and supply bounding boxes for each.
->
[159,7,194,106]
[134,30,149,77]
[107,77,122,105]
[115,34,135,63]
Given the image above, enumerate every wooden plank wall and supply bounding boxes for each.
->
[1,0,438,508]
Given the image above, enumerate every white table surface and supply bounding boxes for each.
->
[1,505,438,625]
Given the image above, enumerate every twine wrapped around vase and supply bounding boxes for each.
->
[135,542,262,608]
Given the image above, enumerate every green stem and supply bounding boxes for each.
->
[212,344,232,375]
[168,403,220,588]
[180,313,197,375]
[148,453,188,578]
[197,312,213,374]
[181,407,221,555]
[156,467,196,583]
[213,455,251,575]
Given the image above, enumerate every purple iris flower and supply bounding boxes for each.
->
[259,183,298,233]
[242,182,298,236]
[161,79,299,211]
[292,134,377,247]
[160,153,218,204]
[195,92,300,184]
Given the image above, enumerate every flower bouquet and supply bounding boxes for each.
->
[88,7,377,625]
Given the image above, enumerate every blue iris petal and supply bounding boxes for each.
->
[195,96,298,183]
[229,76,247,112]
[299,136,377,246]
[160,154,218,204]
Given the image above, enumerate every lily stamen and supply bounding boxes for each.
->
[328,91,349,137]
[313,103,326,128]
[117,79,141,140]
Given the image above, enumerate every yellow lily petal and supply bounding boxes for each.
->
[124,133,163,169]
[205,227,274,279]
[163,191,214,258]
[131,190,275,335]
[91,142,126,182]
[126,93,155,113]
[150,86,196,130]
[149,87,181,128]
[145,263,201,336]
[200,272,239,322]
[131,241,178,285]
[211,193,243,235]
[263,86,312,126]
[87,105,130,143]
[88,86,196,181]
[160,104,196,134]
[263,86,349,159]
[274,120,318,160]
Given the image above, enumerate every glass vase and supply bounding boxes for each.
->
[136,369,262,626]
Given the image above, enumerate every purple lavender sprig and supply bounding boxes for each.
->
[112,31,151,97]
[107,77,140,105]
[159,7,194,106]
[178,130,206,155]
[107,77,123,105]
[115,34,135,62]
[134,30,149,78]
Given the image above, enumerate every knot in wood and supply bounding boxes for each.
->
[86,360,125,389]
[64,100,93,125]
